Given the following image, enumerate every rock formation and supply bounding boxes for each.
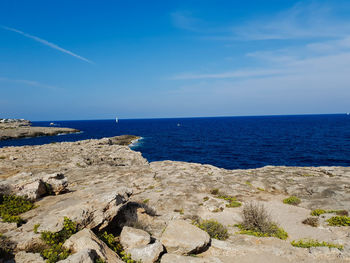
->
[0,135,350,262]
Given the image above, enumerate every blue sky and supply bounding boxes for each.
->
[1,0,350,120]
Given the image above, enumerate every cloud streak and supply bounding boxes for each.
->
[0,77,59,90]
[1,26,93,64]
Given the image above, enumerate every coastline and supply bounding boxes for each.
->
[0,135,349,262]
[0,119,80,141]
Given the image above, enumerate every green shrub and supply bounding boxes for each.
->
[311,209,348,217]
[99,231,140,263]
[0,194,35,225]
[39,217,78,263]
[142,199,150,204]
[95,258,106,263]
[203,196,209,201]
[217,194,242,208]
[326,216,350,226]
[302,217,319,227]
[237,202,288,240]
[283,196,301,206]
[291,239,343,250]
[311,209,326,216]
[194,219,229,240]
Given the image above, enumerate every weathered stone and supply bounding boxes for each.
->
[126,241,164,263]
[120,226,151,249]
[160,254,222,263]
[63,229,123,263]
[59,248,97,263]
[160,220,210,255]
[14,179,47,200]
[42,173,68,195]
[14,251,45,263]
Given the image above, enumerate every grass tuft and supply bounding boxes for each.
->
[283,196,301,206]
[291,239,343,250]
[193,219,229,240]
[326,216,350,226]
[236,202,288,240]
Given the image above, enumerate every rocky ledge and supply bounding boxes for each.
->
[0,136,349,263]
[0,119,79,141]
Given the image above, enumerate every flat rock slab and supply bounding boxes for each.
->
[161,220,210,255]
[120,226,151,249]
[126,241,164,263]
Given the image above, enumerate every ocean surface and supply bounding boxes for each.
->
[1,114,350,169]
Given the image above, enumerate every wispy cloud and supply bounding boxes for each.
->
[171,11,204,32]
[1,26,93,64]
[232,2,350,40]
[172,69,285,80]
[0,77,59,90]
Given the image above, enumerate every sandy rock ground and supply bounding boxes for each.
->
[0,136,350,262]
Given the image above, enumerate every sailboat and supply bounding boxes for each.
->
[115,117,118,123]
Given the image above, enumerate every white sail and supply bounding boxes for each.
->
[116,117,118,123]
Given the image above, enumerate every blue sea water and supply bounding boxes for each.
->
[1,114,350,169]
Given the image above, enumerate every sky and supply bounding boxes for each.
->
[1,0,350,121]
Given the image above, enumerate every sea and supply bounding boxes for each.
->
[1,114,350,169]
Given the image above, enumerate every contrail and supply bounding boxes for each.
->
[1,26,93,64]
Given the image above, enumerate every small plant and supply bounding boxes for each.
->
[326,216,350,226]
[283,196,301,206]
[291,239,343,250]
[302,217,319,227]
[311,209,326,216]
[257,187,265,191]
[203,196,209,201]
[245,181,252,187]
[34,223,40,234]
[0,233,15,261]
[217,194,242,208]
[0,156,6,159]
[39,217,78,263]
[311,209,348,217]
[99,231,140,263]
[236,202,288,240]
[194,219,229,240]
[210,189,219,195]
[0,194,35,225]
[142,199,150,204]
[95,257,106,263]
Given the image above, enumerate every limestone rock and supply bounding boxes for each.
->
[42,173,68,195]
[160,220,210,255]
[160,254,222,263]
[126,240,164,263]
[14,251,45,263]
[63,229,123,263]
[14,179,47,200]
[120,226,151,249]
[59,249,97,263]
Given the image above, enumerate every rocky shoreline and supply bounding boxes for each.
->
[0,136,349,263]
[0,119,80,141]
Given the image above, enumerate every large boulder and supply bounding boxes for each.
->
[14,251,45,263]
[63,229,123,263]
[126,240,164,263]
[59,249,97,263]
[14,179,47,200]
[41,173,68,195]
[120,226,151,249]
[160,220,210,255]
